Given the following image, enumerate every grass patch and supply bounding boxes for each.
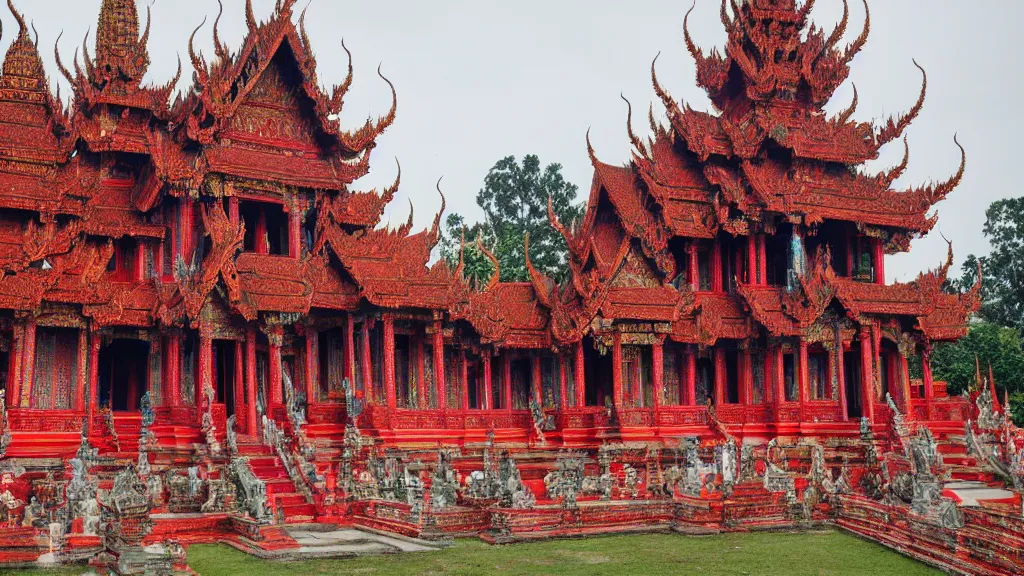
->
[0,530,941,576]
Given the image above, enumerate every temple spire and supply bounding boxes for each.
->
[2,0,47,97]
[92,0,151,90]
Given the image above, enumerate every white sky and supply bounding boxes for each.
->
[4,0,1020,282]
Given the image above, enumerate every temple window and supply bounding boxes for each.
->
[696,242,713,291]
[424,342,436,407]
[724,350,740,404]
[764,234,789,286]
[444,348,461,408]
[844,349,863,418]
[752,350,766,404]
[490,355,502,410]
[510,358,530,410]
[394,333,414,408]
[32,327,78,410]
[213,340,238,417]
[849,235,876,283]
[107,238,138,282]
[622,346,653,408]
[879,350,893,400]
[783,350,797,402]
[808,350,831,400]
[669,238,691,290]
[467,357,481,409]
[695,356,713,405]
[541,356,558,409]
[663,344,682,405]
[564,356,576,408]
[318,327,346,403]
[720,235,740,292]
[353,325,365,395]
[240,200,290,256]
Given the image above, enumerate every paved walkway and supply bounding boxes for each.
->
[283,527,440,558]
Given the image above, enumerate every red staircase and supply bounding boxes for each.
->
[236,440,317,524]
[936,434,1000,485]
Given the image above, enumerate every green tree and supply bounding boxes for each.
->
[923,322,1024,422]
[954,198,1024,331]
[441,155,584,286]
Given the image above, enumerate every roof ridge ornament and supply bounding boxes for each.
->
[876,59,927,147]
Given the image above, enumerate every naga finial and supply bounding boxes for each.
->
[7,0,27,37]
[836,83,858,125]
[843,0,870,63]
[245,0,258,32]
[621,94,648,159]
[876,60,926,147]
[825,0,849,50]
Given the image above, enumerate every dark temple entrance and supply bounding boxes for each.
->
[213,340,237,418]
[99,339,149,411]
[584,339,613,408]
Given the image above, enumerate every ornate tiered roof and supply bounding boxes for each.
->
[0,0,978,349]
[516,0,977,348]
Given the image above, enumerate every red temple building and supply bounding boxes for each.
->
[1,1,1023,574]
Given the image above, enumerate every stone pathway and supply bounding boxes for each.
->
[282,527,440,558]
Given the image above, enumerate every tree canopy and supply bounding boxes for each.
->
[440,155,584,287]
[954,198,1024,331]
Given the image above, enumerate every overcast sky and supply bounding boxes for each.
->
[3,0,1020,282]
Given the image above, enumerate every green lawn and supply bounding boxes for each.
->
[0,530,940,576]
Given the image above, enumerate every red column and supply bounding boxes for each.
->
[612,332,623,410]
[74,328,88,412]
[198,326,212,424]
[574,341,585,408]
[305,328,318,406]
[228,197,239,226]
[859,328,875,424]
[361,321,373,403]
[343,313,356,385]
[432,320,445,410]
[267,326,283,408]
[133,241,146,282]
[922,348,935,421]
[774,346,786,406]
[684,346,696,406]
[7,323,23,409]
[503,354,512,412]
[383,316,396,410]
[165,333,180,407]
[86,329,100,428]
[460,350,470,411]
[558,356,568,411]
[688,241,699,290]
[416,336,427,409]
[798,338,809,418]
[532,355,543,407]
[652,338,664,423]
[836,344,848,422]
[483,354,493,410]
[741,349,753,405]
[714,348,727,405]
[234,340,245,428]
[711,238,723,292]
[288,207,301,259]
[245,325,258,435]
[873,238,885,285]
[899,353,912,418]
[180,197,193,261]
[21,316,36,408]
[747,237,756,285]
[758,234,767,285]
